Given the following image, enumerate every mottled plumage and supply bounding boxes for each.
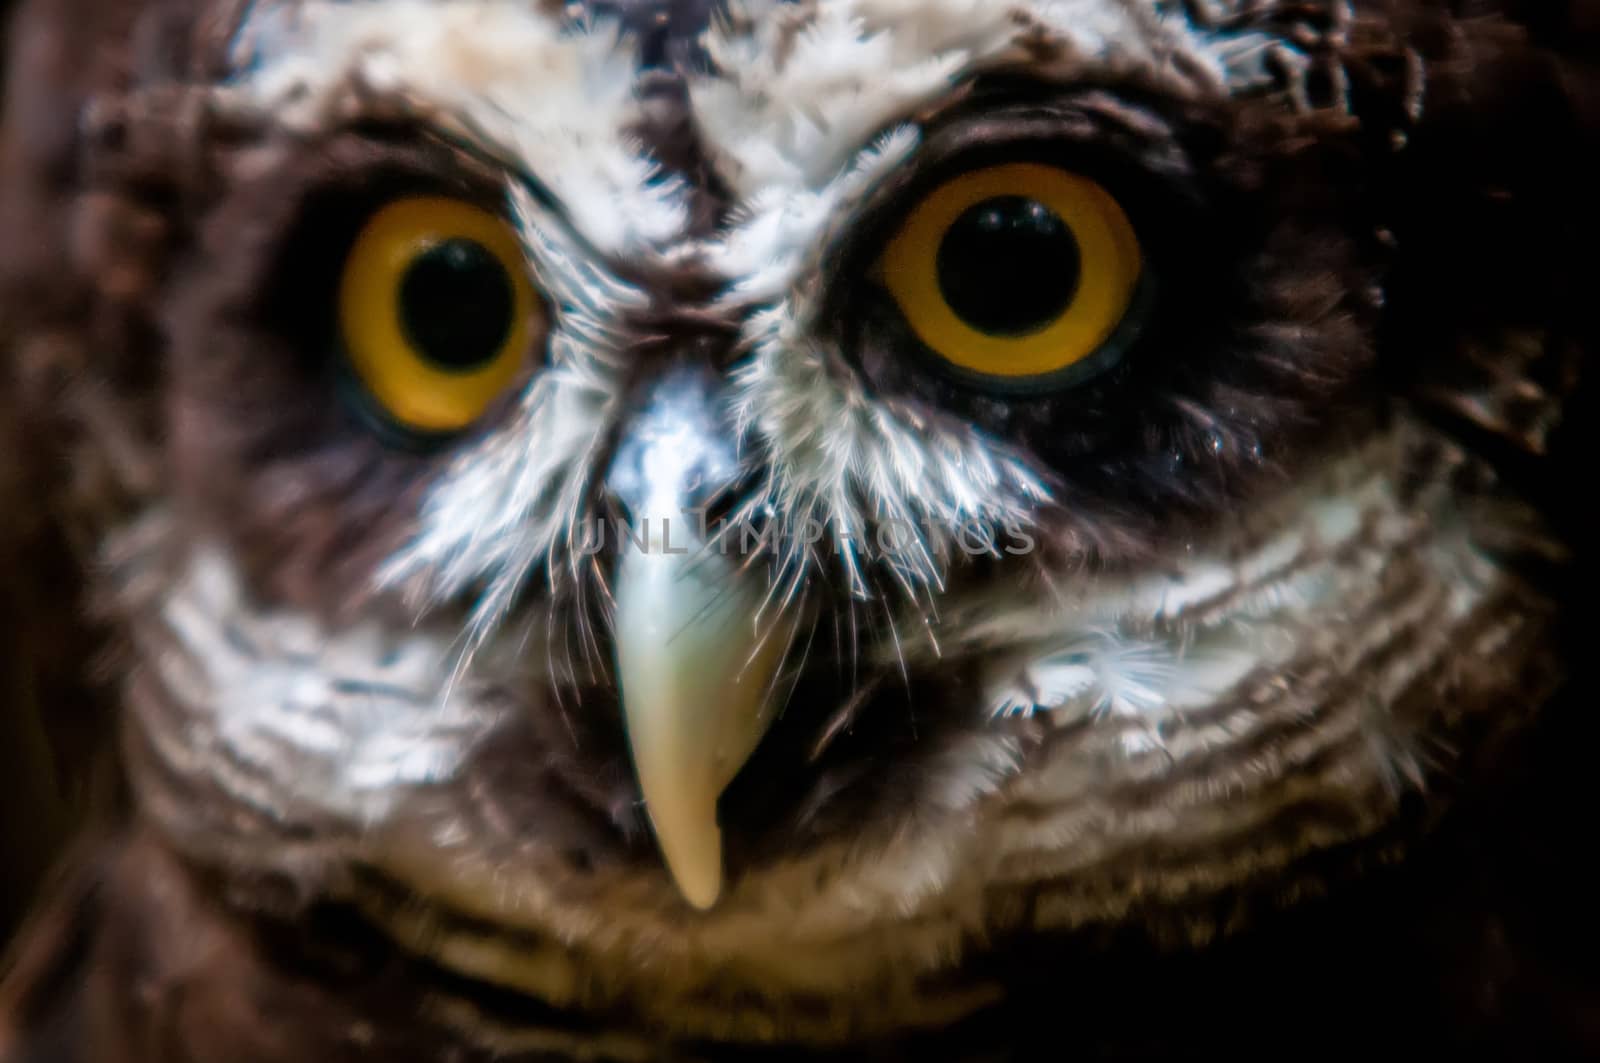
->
[1,0,1597,1058]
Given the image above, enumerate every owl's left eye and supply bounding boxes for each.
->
[879,162,1143,390]
[338,196,543,437]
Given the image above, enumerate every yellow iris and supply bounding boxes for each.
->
[339,196,541,434]
[880,162,1142,382]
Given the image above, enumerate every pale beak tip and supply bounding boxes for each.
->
[677,863,722,911]
[649,798,726,910]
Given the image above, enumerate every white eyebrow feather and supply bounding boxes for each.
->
[690,0,1286,200]
[222,0,687,255]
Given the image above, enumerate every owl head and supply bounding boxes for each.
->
[1,0,1593,1045]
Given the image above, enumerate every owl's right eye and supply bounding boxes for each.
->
[338,196,544,437]
[878,162,1144,392]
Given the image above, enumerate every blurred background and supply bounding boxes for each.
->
[0,0,82,950]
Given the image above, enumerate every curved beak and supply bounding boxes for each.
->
[613,523,784,909]
[607,367,784,909]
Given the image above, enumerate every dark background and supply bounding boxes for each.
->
[0,0,78,946]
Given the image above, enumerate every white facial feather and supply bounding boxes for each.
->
[974,428,1495,734]
[694,0,1230,198]
[729,303,1051,601]
[146,550,502,821]
[378,185,644,637]
[225,0,686,253]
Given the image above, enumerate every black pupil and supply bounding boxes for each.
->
[398,238,516,371]
[935,196,1080,337]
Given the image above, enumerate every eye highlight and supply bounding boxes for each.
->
[880,163,1142,387]
[339,196,542,436]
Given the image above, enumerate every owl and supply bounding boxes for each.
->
[0,0,1597,1058]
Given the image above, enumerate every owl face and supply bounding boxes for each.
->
[47,0,1563,1044]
